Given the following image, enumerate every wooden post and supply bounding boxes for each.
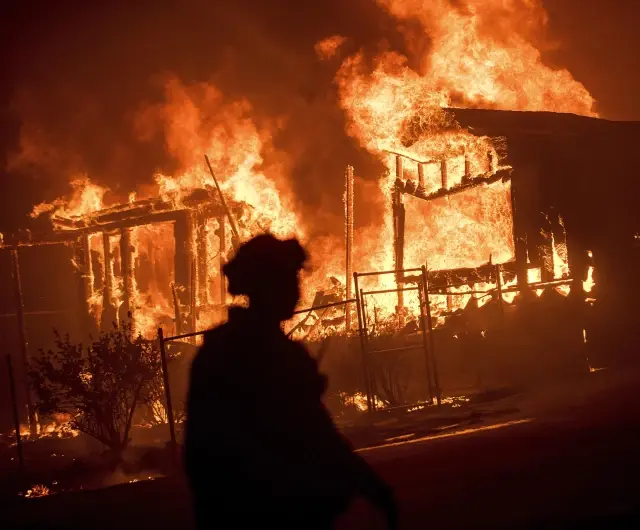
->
[417,162,425,188]
[10,248,37,436]
[440,159,448,189]
[190,259,197,342]
[417,285,434,404]
[170,282,182,336]
[464,153,471,181]
[157,328,176,450]
[539,213,555,282]
[205,155,240,250]
[101,233,117,330]
[218,216,226,306]
[393,157,406,312]
[509,173,531,297]
[80,234,93,329]
[421,265,441,406]
[446,274,453,313]
[345,165,354,332]
[354,273,373,414]
[174,211,195,320]
[196,215,209,307]
[360,288,378,409]
[120,228,134,317]
[395,154,403,182]
[495,264,505,317]
[6,354,25,469]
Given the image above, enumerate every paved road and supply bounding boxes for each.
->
[6,368,640,529]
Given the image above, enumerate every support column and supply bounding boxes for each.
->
[392,155,406,312]
[440,159,448,190]
[392,188,406,311]
[345,165,354,332]
[509,171,533,298]
[218,216,226,306]
[538,213,555,282]
[464,153,471,181]
[77,234,96,337]
[120,228,134,321]
[101,233,117,330]
[174,211,196,332]
[196,214,209,307]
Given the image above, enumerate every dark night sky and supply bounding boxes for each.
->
[0,0,639,234]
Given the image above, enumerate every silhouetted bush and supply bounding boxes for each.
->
[30,321,164,455]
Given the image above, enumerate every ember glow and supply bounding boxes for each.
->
[27,0,595,338]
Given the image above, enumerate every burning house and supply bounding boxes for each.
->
[2,108,638,361]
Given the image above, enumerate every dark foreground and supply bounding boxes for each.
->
[4,367,640,529]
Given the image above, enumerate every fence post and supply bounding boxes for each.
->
[421,265,442,406]
[417,284,435,404]
[353,273,373,414]
[6,354,25,470]
[157,328,177,450]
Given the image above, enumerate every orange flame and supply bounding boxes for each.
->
[31,2,597,337]
[31,175,107,222]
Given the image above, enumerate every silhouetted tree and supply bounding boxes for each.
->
[30,321,162,455]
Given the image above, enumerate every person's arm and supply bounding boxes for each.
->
[291,343,398,527]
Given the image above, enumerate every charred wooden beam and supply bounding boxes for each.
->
[190,259,197,339]
[51,201,229,236]
[345,165,355,331]
[510,174,530,296]
[205,155,241,249]
[404,260,520,290]
[1,232,77,249]
[120,228,135,319]
[100,233,118,330]
[174,210,195,328]
[54,210,187,236]
[398,167,512,203]
[417,163,425,188]
[171,282,182,335]
[218,216,226,306]
[440,159,448,189]
[538,213,555,283]
[196,214,209,307]
[392,188,406,310]
[76,234,96,337]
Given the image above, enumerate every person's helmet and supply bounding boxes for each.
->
[223,234,307,297]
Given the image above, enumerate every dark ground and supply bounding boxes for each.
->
[3,365,640,529]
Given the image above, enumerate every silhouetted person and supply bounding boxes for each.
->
[184,234,397,529]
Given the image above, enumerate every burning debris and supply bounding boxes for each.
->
[23,484,51,499]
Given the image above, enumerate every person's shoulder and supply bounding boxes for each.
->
[283,337,320,371]
[192,322,232,366]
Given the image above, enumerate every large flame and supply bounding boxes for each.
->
[320,0,596,321]
[31,176,107,220]
[29,1,596,337]
[375,0,596,115]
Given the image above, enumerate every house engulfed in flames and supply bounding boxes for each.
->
[3,107,639,358]
[2,0,640,384]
